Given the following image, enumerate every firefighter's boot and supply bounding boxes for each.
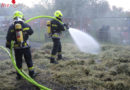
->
[16,73,22,80]
[50,57,58,64]
[57,54,62,60]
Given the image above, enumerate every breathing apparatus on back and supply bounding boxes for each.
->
[13,11,25,46]
[14,18,24,47]
[46,10,69,37]
[46,10,63,37]
[47,21,52,37]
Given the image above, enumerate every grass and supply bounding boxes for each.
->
[0,43,130,90]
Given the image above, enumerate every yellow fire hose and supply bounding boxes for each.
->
[0,15,64,90]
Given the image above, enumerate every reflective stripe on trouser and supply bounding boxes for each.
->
[28,66,34,77]
[51,55,56,58]
[28,66,34,71]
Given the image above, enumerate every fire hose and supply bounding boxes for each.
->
[0,15,64,90]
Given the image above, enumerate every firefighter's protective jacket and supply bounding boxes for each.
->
[6,21,33,49]
[48,18,65,38]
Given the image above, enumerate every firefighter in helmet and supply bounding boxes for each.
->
[6,11,35,80]
[47,10,69,64]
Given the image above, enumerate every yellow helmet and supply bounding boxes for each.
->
[54,10,63,18]
[13,11,24,19]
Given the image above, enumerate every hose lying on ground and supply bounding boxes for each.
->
[0,41,51,90]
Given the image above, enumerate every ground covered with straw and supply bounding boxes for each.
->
[0,43,130,90]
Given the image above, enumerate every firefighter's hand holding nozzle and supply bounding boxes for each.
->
[64,23,69,30]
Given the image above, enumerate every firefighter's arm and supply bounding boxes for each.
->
[58,22,65,31]
[58,21,69,31]
[23,24,33,35]
[27,26,33,35]
[6,26,14,49]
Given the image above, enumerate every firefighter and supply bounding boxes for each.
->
[47,10,69,64]
[6,11,35,80]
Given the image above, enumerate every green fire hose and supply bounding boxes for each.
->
[0,42,50,90]
[25,15,63,24]
[0,15,64,90]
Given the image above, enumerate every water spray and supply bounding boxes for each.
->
[69,28,100,54]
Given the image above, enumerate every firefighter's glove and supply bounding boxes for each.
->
[64,23,69,30]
